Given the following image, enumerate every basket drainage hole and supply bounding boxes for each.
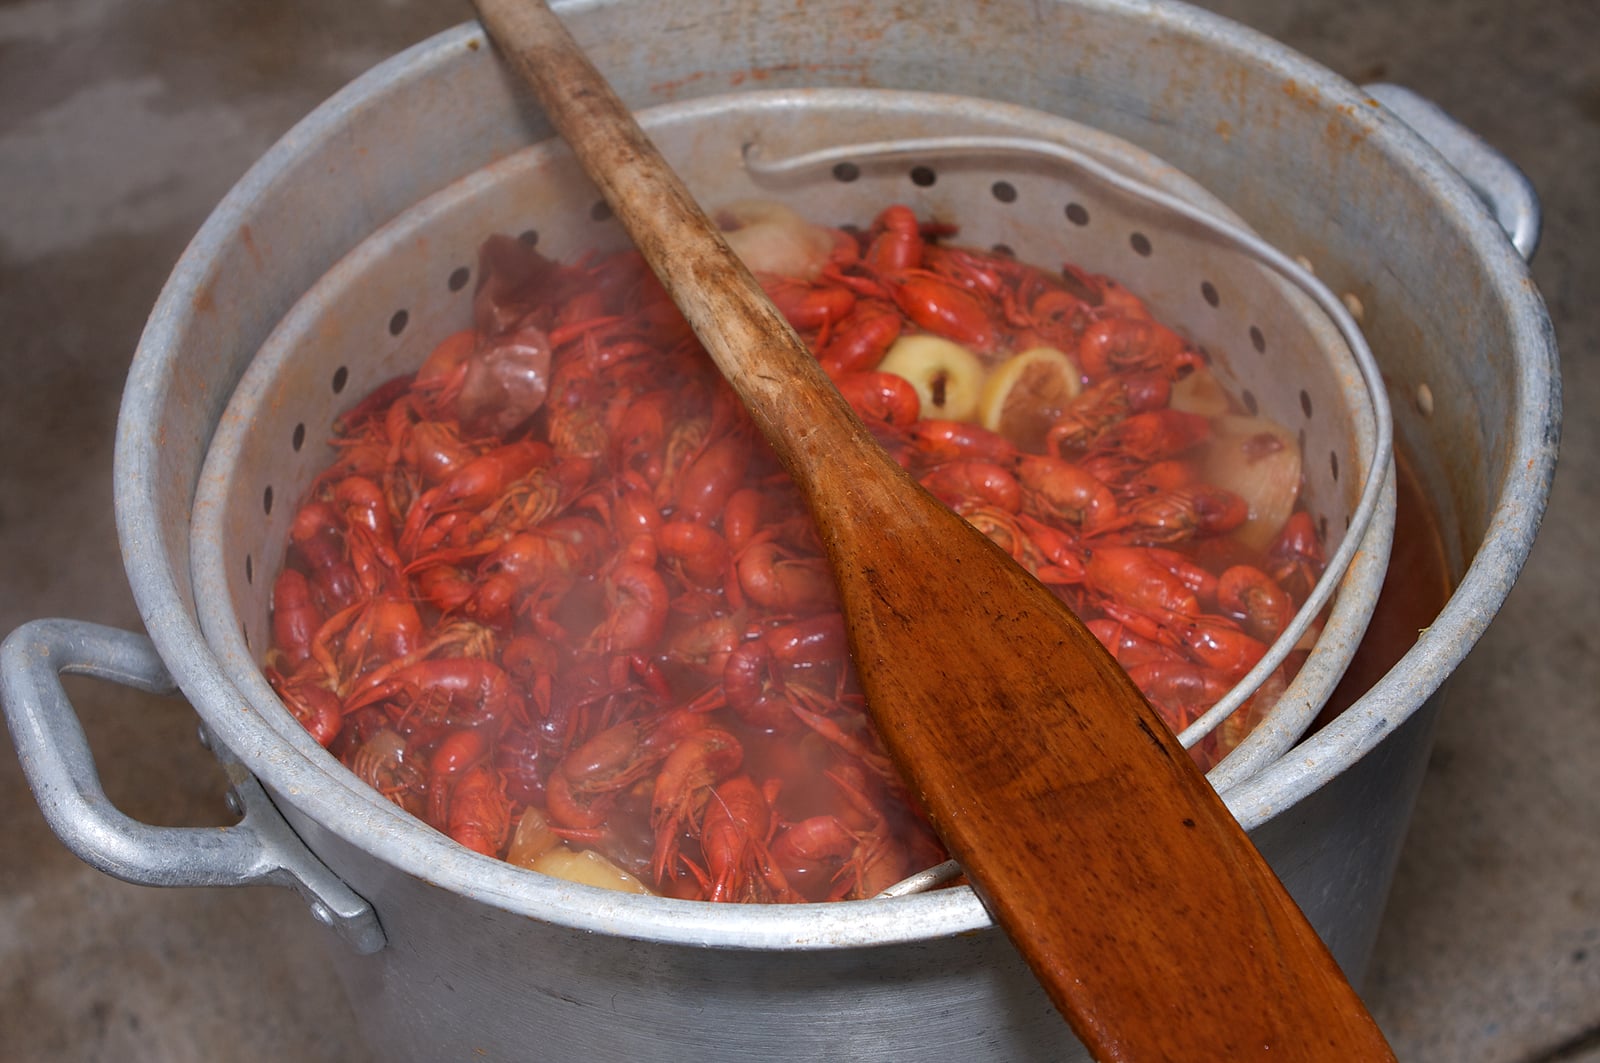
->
[1200,280,1220,307]
[1241,389,1258,415]
[990,243,1015,259]
[244,554,254,585]
[1129,232,1152,257]
[1330,451,1340,482]
[1299,389,1313,419]
[1064,203,1090,226]
[448,266,471,292]
[991,180,1017,204]
[262,485,274,515]
[331,366,349,394]
[909,165,937,187]
[589,200,613,222]
[242,624,249,652]
[388,309,409,337]
[292,423,306,452]
[1249,325,1267,353]
[518,229,539,247]
[832,162,860,183]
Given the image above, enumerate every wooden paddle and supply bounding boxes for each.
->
[470,2,1397,1058]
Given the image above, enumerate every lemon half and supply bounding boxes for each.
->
[978,346,1083,451]
[877,335,988,422]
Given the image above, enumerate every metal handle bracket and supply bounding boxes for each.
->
[1365,82,1541,262]
[1,619,385,955]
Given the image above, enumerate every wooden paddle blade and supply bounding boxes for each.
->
[817,476,1395,1060]
[469,2,1397,1058]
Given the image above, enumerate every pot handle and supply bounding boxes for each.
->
[1365,82,1540,262]
[0,618,386,955]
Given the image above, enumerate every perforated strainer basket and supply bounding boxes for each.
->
[191,87,1394,868]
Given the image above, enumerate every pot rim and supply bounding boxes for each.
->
[113,5,1559,949]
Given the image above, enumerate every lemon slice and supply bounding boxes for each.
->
[877,335,988,422]
[978,346,1083,451]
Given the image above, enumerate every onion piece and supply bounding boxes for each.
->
[505,806,561,869]
[1169,367,1231,417]
[456,323,552,437]
[714,199,835,280]
[531,845,657,895]
[1203,414,1302,551]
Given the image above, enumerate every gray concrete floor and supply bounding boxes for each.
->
[0,1,1594,1060]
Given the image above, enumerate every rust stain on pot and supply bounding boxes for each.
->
[1323,103,1376,153]
[650,70,711,98]
[240,223,264,270]
[1281,79,1319,107]
[726,60,871,88]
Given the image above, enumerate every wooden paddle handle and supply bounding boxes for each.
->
[470,3,1398,1059]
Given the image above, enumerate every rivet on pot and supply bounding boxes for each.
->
[224,790,243,816]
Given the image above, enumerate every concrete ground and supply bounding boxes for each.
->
[0,1,1593,1060]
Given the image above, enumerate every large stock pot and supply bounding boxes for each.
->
[0,2,1558,1060]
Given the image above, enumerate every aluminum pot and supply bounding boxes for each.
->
[0,2,1558,1060]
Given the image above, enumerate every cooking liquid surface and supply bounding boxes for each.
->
[1316,447,1454,726]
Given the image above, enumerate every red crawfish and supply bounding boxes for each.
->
[861,204,924,278]
[445,765,513,858]
[889,271,1001,353]
[265,663,343,748]
[543,708,712,830]
[344,656,527,734]
[713,614,849,731]
[920,460,1022,514]
[699,775,799,904]
[270,568,322,668]
[1217,564,1296,642]
[650,727,744,884]
[398,439,551,555]
[732,537,836,615]
[833,370,921,427]
[819,300,903,377]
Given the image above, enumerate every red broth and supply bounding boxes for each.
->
[1315,447,1454,727]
